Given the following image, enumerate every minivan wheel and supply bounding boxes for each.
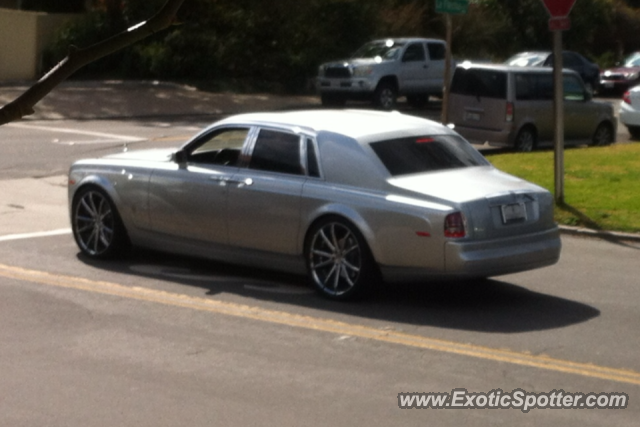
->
[514,127,536,152]
[591,123,613,146]
[373,83,397,110]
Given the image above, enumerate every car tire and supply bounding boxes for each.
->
[373,82,397,110]
[407,94,428,109]
[514,126,537,152]
[72,186,130,259]
[626,125,640,141]
[590,123,614,147]
[320,93,346,107]
[305,217,379,300]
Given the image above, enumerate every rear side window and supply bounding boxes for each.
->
[515,73,554,100]
[427,42,445,60]
[249,129,303,175]
[450,68,507,99]
[370,135,489,177]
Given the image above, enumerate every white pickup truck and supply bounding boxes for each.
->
[316,38,448,109]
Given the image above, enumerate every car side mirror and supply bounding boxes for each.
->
[172,149,188,164]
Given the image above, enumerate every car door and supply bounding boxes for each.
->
[563,74,595,141]
[425,41,446,93]
[399,42,428,93]
[147,126,251,245]
[226,127,307,255]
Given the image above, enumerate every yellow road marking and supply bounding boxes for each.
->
[1,262,639,386]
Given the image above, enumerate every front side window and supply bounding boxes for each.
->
[249,129,303,175]
[370,135,489,177]
[402,43,426,62]
[188,128,249,166]
[563,75,586,101]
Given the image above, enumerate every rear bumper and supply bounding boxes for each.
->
[452,125,515,147]
[620,101,640,127]
[379,227,561,283]
[444,227,561,277]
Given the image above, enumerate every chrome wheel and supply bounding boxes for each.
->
[514,127,536,152]
[72,188,128,258]
[307,219,375,299]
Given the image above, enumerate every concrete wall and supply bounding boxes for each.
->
[0,7,78,80]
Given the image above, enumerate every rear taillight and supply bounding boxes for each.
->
[506,102,514,122]
[623,91,631,105]
[444,212,466,238]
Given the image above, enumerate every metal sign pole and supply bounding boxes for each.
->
[441,13,452,125]
[553,30,564,205]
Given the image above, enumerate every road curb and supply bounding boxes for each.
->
[558,225,640,242]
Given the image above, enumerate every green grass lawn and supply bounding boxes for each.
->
[485,143,640,234]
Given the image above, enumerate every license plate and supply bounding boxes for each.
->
[464,111,481,121]
[501,202,527,224]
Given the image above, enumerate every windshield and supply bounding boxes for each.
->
[624,53,640,67]
[351,40,405,61]
[505,53,547,67]
[370,135,489,177]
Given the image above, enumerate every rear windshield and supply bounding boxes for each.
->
[370,135,489,177]
[450,68,507,99]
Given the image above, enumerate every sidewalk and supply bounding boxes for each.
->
[0,79,321,121]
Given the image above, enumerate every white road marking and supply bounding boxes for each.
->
[0,228,72,242]
[7,123,145,143]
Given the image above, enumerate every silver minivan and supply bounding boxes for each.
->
[447,63,616,151]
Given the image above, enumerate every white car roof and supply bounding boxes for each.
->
[215,109,454,142]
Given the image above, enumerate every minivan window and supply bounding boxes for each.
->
[450,68,507,99]
[515,73,554,101]
[370,135,489,176]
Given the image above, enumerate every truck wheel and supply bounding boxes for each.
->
[373,83,397,110]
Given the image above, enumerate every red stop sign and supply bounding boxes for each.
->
[541,0,576,17]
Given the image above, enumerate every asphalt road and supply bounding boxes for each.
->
[0,96,638,426]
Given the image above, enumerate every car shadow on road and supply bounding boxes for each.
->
[78,249,600,334]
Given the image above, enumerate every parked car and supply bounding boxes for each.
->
[316,38,448,109]
[620,85,640,140]
[599,52,640,94]
[447,63,616,151]
[505,51,600,93]
[68,110,561,300]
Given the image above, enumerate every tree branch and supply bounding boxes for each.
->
[0,0,186,126]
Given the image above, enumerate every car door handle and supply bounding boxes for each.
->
[231,178,253,187]
[210,176,253,187]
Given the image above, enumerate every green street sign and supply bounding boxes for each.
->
[436,0,469,14]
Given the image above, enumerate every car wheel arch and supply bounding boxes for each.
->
[71,183,131,258]
[590,120,615,146]
[301,209,379,262]
[513,124,538,152]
